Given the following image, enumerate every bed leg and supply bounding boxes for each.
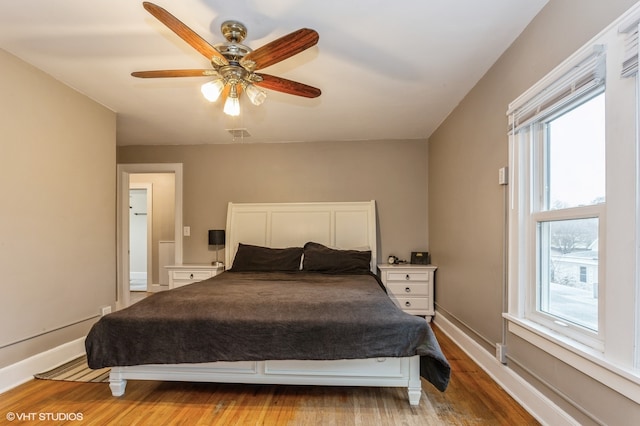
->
[407,356,422,406]
[408,386,421,406]
[109,370,127,397]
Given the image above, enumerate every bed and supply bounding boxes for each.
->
[85,201,450,405]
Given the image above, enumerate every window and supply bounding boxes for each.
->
[538,218,599,332]
[506,4,640,397]
[531,91,605,344]
[579,266,587,283]
[509,48,606,347]
[544,93,605,212]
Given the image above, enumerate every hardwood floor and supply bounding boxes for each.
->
[129,290,151,304]
[0,326,539,425]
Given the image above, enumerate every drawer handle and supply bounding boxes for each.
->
[405,274,410,280]
[405,287,411,293]
[189,273,194,279]
[405,301,412,307]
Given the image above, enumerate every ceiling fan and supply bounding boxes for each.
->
[132,2,321,116]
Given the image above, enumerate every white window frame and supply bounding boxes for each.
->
[505,4,640,403]
[527,90,606,349]
[530,211,605,347]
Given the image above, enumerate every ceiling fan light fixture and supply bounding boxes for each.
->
[224,96,240,116]
[133,3,321,118]
[245,83,267,106]
[201,79,224,102]
[223,84,240,116]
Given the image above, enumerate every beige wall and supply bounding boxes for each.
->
[0,49,116,368]
[129,173,175,284]
[428,0,639,424]
[118,139,428,265]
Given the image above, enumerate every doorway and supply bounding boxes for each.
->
[117,163,183,309]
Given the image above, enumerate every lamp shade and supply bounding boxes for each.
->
[208,229,225,246]
[201,79,225,102]
[223,95,240,116]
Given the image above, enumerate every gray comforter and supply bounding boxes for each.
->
[85,271,450,391]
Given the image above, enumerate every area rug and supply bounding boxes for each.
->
[34,355,110,383]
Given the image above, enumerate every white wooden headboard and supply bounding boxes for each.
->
[225,201,377,271]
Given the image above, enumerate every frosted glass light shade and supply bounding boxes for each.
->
[223,96,240,116]
[245,84,267,106]
[201,79,225,102]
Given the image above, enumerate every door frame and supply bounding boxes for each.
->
[116,163,183,309]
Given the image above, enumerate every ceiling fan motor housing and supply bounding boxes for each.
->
[221,20,247,43]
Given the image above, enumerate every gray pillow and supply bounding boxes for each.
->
[302,242,371,274]
[230,243,303,272]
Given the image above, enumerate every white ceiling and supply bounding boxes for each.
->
[0,0,547,145]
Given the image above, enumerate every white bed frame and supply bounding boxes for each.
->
[108,201,422,405]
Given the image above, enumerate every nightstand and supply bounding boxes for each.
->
[377,264,437,321]
[166,264,224,289]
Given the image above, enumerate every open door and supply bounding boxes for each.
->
[129,184,152,292]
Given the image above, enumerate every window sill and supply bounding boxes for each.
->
[504,314,640,404]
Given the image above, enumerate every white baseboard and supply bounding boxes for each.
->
[129,284,147,291]
[0,338,85,394]
[433,314,579,426]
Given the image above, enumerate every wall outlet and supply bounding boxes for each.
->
[101,306,112,316]
[496,343,507,364]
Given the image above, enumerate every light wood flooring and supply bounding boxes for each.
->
[0,325,539,425]
[129,290,151,304]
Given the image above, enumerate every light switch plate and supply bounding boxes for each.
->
[498,167,508,185]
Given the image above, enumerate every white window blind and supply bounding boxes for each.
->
[620,24,638,77]
[507,45,605,132]
[619,13,640,77]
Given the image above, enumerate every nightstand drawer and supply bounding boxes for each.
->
[387,272,429,282]
[388,296,430,311]
[387,282,430,297]
[171,270,214,281]
[166,264,224,289]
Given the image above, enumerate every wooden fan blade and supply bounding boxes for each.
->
[243,28,318,70]
[143,2,227,64]
[132,69,218,78]
[254,74,321,98]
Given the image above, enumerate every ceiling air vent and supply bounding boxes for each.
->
[226,128,251,138]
